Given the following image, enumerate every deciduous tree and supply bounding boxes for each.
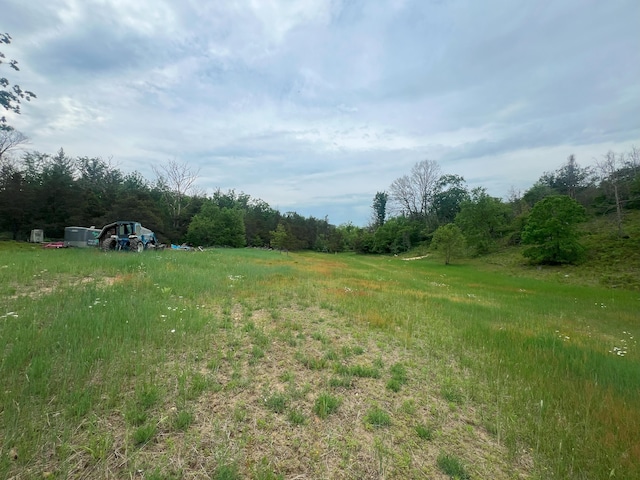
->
[389,159,441,222]
[1,33,36,129]
[432,174,469,226]
[597,151,625,236]
[431,223,465,265]
[455,188,511,255]
[522,195,586,265]
[153,159,200,232]
[0,128,28,161]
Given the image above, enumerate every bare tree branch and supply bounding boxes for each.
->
[389,159,441,220]
[597,150,624,236]
[0,128,28,161]
[152,159,200,229]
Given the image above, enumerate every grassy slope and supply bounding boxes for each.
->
[0,231,638,479]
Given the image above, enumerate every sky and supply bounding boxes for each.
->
[2,0,639,226]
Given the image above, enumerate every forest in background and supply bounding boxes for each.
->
[1,134,639,262]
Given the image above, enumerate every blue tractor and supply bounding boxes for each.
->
[98,221,159,252]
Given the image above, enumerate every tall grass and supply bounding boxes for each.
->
[0,246,638,478]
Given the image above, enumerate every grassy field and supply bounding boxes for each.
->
[0,244,638,479]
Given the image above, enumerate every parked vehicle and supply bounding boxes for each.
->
[64,226,101,247]
[97,221,159,252]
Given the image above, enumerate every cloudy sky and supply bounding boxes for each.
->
[2,0,639,225]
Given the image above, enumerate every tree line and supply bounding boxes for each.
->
[361,149,640,264]
[2,33,639,263]
[1,137,638,264]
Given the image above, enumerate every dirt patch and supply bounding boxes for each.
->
[402,255,430,261]
[8,275,124,300]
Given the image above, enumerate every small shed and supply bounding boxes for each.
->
[30,229,44,243]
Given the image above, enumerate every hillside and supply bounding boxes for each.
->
[460,210,640,291]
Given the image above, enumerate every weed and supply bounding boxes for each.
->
[296,353,328,370]
[138,382,160,409]
[287,409,307,425]
[437,452,470,479]
[400,399,416,415]
[328,375,354,389]
[335,364,380,378]
[133,423,157,446]
[125,407,147,426]
[264,393,288,414]
[365,407,391,427]
[145,468,182,480]
[386,363,408,392]
[233,403,248,422]
[441,384,464,405]
[190,373,211,398]
[390,362,407,382]
[351,345,365,355]
[213,463,240,480]
[415,424,433,440]
[323,349,340,361]
[250,345,265,364]
[173,410,194,431]
[311,332,329,344]
[254,466,284,480]
[313,393,341,419]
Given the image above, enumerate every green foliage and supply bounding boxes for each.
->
[522,195,586,264]
[432,174,469,225]
[437,453,470,479]
[527,155,595,206]
[186,201,246,247]
[335,364,380,378]
[455,187,511,255]
[364,407,391,427]
[371,191,388,228]
[0,33,36,128]
[415,424,433,440]
[213,463,240,480]
[287,409,307,425]
[372,216,423,254]
[264,393,288,414]
[431,223,466,264]
[269,223,288,250]
[386,362,408,392]
[173,410,194,431]
[313,393,341,419]
[132,423,157,446]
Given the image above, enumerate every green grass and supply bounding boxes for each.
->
[364,407,392,427]
[264,393,288,414]
[173,409,194,431]
[133,423,157,446]
[415,424,434,440]
[334,364,380,378]
[437,452,470,479]
[0,245,638,478]
[313,393,341,419]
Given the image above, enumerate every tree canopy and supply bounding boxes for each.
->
[522,195,586,265]
[0,33,36,129]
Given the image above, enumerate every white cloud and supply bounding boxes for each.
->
[2,0,639,225]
